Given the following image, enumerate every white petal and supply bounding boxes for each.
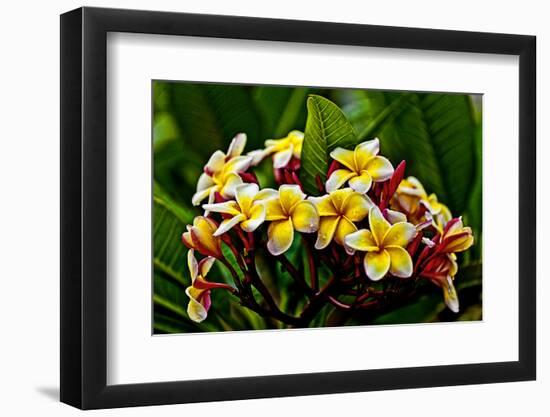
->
[227,133,247,158]
[187,249,198,282]
[213,214,246,236]
[272,147,293,169]
[204,150,226,174]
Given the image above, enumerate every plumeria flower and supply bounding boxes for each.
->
[326,138,394,193]
[192,133,253,206]
[419,252,460,313]
[437,217,474,253]
[393,176,452,230]
[185,250,234,323]
[182,216,223,258]
[264,184,319,255]
[309,188,373,250]
[202,183,277,236]
[248,130,304,169]
[345,206,416,281]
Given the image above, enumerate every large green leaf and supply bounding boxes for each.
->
[300,95,357,195]
[345,92,478,215]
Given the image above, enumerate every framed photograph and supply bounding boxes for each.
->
[60,6,536,409]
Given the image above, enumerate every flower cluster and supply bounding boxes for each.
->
[182,131,473,324]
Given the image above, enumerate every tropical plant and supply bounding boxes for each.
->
[153,83,482,333]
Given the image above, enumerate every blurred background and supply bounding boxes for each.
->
[153,81,482,333]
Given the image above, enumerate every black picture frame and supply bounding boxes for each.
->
[60,6,536,410]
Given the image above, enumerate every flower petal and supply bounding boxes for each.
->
[247,149,269,166]
[204,150,226,174]
[442,276,459,313]
[213,213,246,236]
[384,209,407,224]
[330,147,356,171]
[227,133,246,158]
[241,203,266,232]
[291,201,319,233]
[255,188,278,201]
[202,200,241,216]
[198,256,216,277]
[187,249,198,281]
[385,246,413,278]
[279,184,306,213]
[443,233,474,253]
[364,250,391,281]
[382,222,417,248]
[342,192,373,222]
[273,147,293,169]
[196,172,215,192]
[354,138,380,170]
[186,288,208,323]
[267,218,294,256]
[328,188,354,213]
[308,194,338,216]
[325,169,356,193]
[348,172,373,193]
[192,185,216,206]
[219,172,243,198]
[369,205,391,245]
[190,217,221,257]
[265,198,287,221]
[344,229,378,252]
[365,156,394,182]
[223,155,253,175]
[235,183,260,213]
[314,216,340,250]
[334,217,358,246]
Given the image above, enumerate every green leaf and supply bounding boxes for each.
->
[345,92,478,215]
[300,95,357,195]
[164,82,263,154]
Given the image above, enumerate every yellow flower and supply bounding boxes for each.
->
[264,185,319,255]
[182,216,223,258]
[202,183,277,236]
[192,133,253,206]
[185,250,233,323]
[248,130,304,168]
[326,138,394,193]
[309,188,373,250]
[344,206,416,281]
[438,217,474,253]
[393,176,452,230]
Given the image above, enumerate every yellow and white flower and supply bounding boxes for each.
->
[182,216,223,258]
[344,206,416,281]
[192,133,253,206]
[248,130,304,169]
[393,176,452,231]
[438,217,474,253]
[309,188,373,250]
[326,138,394,194]
[185,250,233,323]
[203,183,277,236]
[264,184,319,255]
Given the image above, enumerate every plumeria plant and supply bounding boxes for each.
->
[180,95,474,326]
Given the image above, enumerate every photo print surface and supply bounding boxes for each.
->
[152,81,482,334]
